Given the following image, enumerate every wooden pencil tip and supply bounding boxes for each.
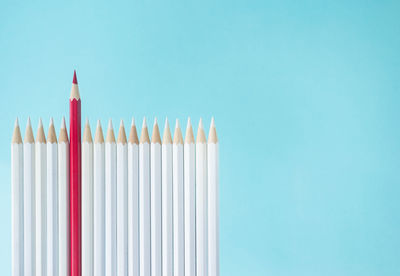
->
[108,119,113,130]
[47,118,57,143]
[128,120,139,144]
[185,118,195,143]
[118,120,127,144]
[175,119,180,129]
[142,117,147,129]
[173,120,183,144]
[140,118,150,144]
[12,118,22,144]
[83,119,93,143]
[24,118,35,143]
[95,120,104,143]
[131,117,135,127]
[106,119,116,143]
[211,117,215,128]
[59,117,69,143]
[27,117,31,127]
[163,118,172,144]
[154,117,158,127]
[196,118,206,143]
[151,119,161,144]
[208,117,218,143]
[73,70,78,84]
[198,118,204,129]
[36,118,46,143]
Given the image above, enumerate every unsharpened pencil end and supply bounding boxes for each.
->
[140,117,150,144]
[83,119,93,143]
[151,118,161,144]
[106,119,116,143]
[117,120,127,144]
[12,118,22,144]
[173,119,183,144]
[59,117,69,143]
[196,118,206,143]
[47,117,57,143]
[185,117,195,144]
[36,118,46,143]
[163,118,172,144]
[208,117,218,143]
[95,120,105,143]
[24,117,35,144]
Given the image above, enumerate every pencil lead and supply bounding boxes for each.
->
[37,118,46,143]
[106,119,116,143]
[173,119,183,144]
[83,119,92,143]
[151,118,161,144]
[208,117,218,144]
[59,117,69,143]
[73,70,78,84]
[163,118,172,144]
[185,117,194,143]
[61,116,66,129]
[24,117,34,143]
[117,120,127,144]
[12,118,22,144]
[211,117,215,128]
[48,117,57,143]
[140,117,150,144]
[129,118,139,144]
[95,120,104,143]
[196,118,206,143]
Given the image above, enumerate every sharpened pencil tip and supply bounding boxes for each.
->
[27,117,31,127]
[142,117,147,128]
[38,118,43,128]
[199,118,204,129]
[15,118,19,128]
[131,117,135,127]
[165,117,169,128]
[108,119,113,129]
[73,70,78,84]
[211,117,215,127]
[175,119,180,129]
[49,117,54,127]
[97,119,101,129]
[154,117,158,126]
[85,118,89,126]
[61,117,66,129]
[12,118,22,144]
[120,119,124,128]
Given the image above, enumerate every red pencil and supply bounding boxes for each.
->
[70,70,81,276]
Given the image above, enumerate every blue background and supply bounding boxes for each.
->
[1,1,400,275]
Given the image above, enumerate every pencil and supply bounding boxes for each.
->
[184,118,196,276]
[196,118,208,276]
[47,118,58,275]
[151,118,162,276]
[208,118,219,276]
[105,120,117,276]
[70,70,82,276]
[36,118,47,276]
[128,118,139,276]
[11,118,23,276]
[24,117,35,276]
[162,118,173,276]
[117,120,128,275]
[82,119,94,276]
[173,119,184,276]
[139,118,150,276]
[94,120,105,276]
[58,117,69,276]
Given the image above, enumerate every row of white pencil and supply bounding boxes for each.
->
[11,116,219,276]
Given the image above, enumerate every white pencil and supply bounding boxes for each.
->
[94,120,105,276]
[128,118,139,276]
[184,118,196,276]
[117,120,128,275]
[36,118,47,276]
[162,118,173,276]
[58,117,69,276]
[208,118,219,276]
[47,118,58,275]
[196,118,208,276]
[24,118,35,276]
[139,118,151,276]
[105,119,117,276]
[151,118,162,276]
[82,119,94,276]
[11,118,23,276]
[173,119,184,276]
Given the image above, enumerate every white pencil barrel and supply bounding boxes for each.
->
[117,142,128,275]
[35,141,47,276]
[139,142,150,276]
[94,142,105,276]
[208,142,219,276]
[128,143,139,276]
[151,142,162,276]
[162,142,173,276]
[184,142,196,276]
[47,141,58,275]
[82,141,94,276]
[58,140,69,276]
[173,142,184,276]
[105,142,117,276]
[196,142,208,276]
[12,143,23,276]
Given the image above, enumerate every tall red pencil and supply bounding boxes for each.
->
[70,70,81,276]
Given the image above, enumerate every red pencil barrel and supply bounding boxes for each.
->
[70,99,81,276]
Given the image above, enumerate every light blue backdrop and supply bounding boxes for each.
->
[1,1,400,275]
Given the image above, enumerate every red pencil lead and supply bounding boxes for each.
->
[73,70,78,84]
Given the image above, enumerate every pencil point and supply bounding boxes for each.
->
[49,117,54,126]
[142,117,147,129]
[140,117,150,144]
[175,119,180,129]
[185,118,195,143]
[151,118,161,144]
[73,70,78,84]
[47,117,57,143]
[27,117,31,127]
[199,118,204,129]
[59,117,69,143]
[95,120,104,143]
[154,117,158,127]
[131,117,135,127]
[12,118,22,144]
[173,119,183,144]
[38,118,43,128]
[208,117,218,143]
[24,117,34,143]
[196,118,206,143]
[108,119,113,130]
[129,119,139,144]
[211,117,215,127]
[36,118,46,143]
[106,119,116,143]
[163,118,172,144]
[83,119,92,143]
[118,120,127,144]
